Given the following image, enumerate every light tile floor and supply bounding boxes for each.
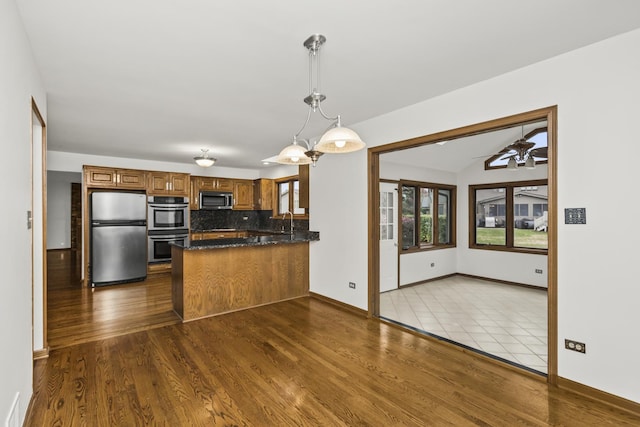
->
[380,275,547,373]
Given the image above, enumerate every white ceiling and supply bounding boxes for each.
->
[16,0,640,169]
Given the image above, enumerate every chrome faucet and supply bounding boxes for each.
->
[282,210,294,234]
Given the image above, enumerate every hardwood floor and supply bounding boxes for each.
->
[31,250,640,425]
[46,250,180,349]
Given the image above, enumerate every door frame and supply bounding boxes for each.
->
[367,106,558,384]
[32,97,48,360]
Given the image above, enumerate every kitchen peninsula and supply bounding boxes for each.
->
[170,231,319,321]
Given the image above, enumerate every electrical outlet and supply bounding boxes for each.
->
[565,339,586,353]
[535,269,543,274]
[348,282,356,289]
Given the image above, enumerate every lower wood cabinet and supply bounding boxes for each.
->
[191,231,239,240]
[171,242,309,321]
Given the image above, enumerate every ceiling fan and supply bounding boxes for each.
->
[486,126,548,169]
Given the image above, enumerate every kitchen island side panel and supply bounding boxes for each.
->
[172,242,309,321]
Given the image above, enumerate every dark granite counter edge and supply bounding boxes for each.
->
[172,231,319,251]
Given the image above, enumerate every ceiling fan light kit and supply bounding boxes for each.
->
[194,149,216,167]
[276,34,365,166]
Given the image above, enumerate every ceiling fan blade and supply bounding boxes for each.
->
[506,139,535,151]
[529,147,548,158]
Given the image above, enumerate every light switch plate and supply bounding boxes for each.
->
[565,208,586,224]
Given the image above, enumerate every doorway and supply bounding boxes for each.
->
[31,98,48,359]
[368,106,558,383]
[70,182,82,252]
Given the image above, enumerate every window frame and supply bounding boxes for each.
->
[275,175,308,218]
[400,180,456,253]
[469,179,548,254]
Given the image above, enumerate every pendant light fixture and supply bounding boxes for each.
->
[194,149,216,167]
[276,34,365,166]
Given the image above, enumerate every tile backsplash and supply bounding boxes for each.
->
[190,210,308,232]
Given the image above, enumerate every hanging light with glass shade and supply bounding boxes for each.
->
[194,149,216,167]
[276,34,365,166]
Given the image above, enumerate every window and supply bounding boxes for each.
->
[471,180,548,252]
[276,176,305,216]
[401,181,455,251]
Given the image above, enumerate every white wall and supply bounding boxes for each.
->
[0,0,47,424]
[47,171,82,249]
[310,29,640,403]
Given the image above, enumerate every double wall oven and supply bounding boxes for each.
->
[147,196,189,263]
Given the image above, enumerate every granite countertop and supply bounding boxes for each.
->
[173,230,320,250]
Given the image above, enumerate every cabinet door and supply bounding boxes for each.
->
[189,179,199,210]
[254,179,274,210]
[233,180,254,210]
[117,169,146,189]
[170,173,189,196]
[298,165,309,209]
[201,231,238,239]
[216,178,234,192]
[147,172,169,194]
[84,166,117,187]
[198,177,217,192]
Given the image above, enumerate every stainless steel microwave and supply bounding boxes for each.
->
[199,191,233,210]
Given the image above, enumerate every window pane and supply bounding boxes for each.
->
[515,185,548,249]
[475,188,506,245]
[438,189,451,244]
[292,180,304,214]
[420,188,433,244]
[401,186,415,249]
[279,182,289,214]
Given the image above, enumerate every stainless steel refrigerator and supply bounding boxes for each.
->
[90,192,147,286]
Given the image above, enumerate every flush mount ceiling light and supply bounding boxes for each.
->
[276,34,365,167]
[194,149,216,167]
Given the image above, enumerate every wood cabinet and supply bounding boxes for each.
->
[147,172,189,196]
[233,179,254,210]
[191,230,241,240]
[253,178,274,210]
[190,176,235,210]
[197,176,234,192]
[84,166,146,189]
[299,165,310,209]
[171,241,309,321]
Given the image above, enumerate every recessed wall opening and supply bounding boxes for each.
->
[367,106,557,383]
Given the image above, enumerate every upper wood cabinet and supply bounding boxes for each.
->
[84,166,146,189]
[299,165,309,209]
[253,178,274,210]
[197,176,234,192]
[190,177,235,210]
[147,172,189,196]
[233,179,254,210]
